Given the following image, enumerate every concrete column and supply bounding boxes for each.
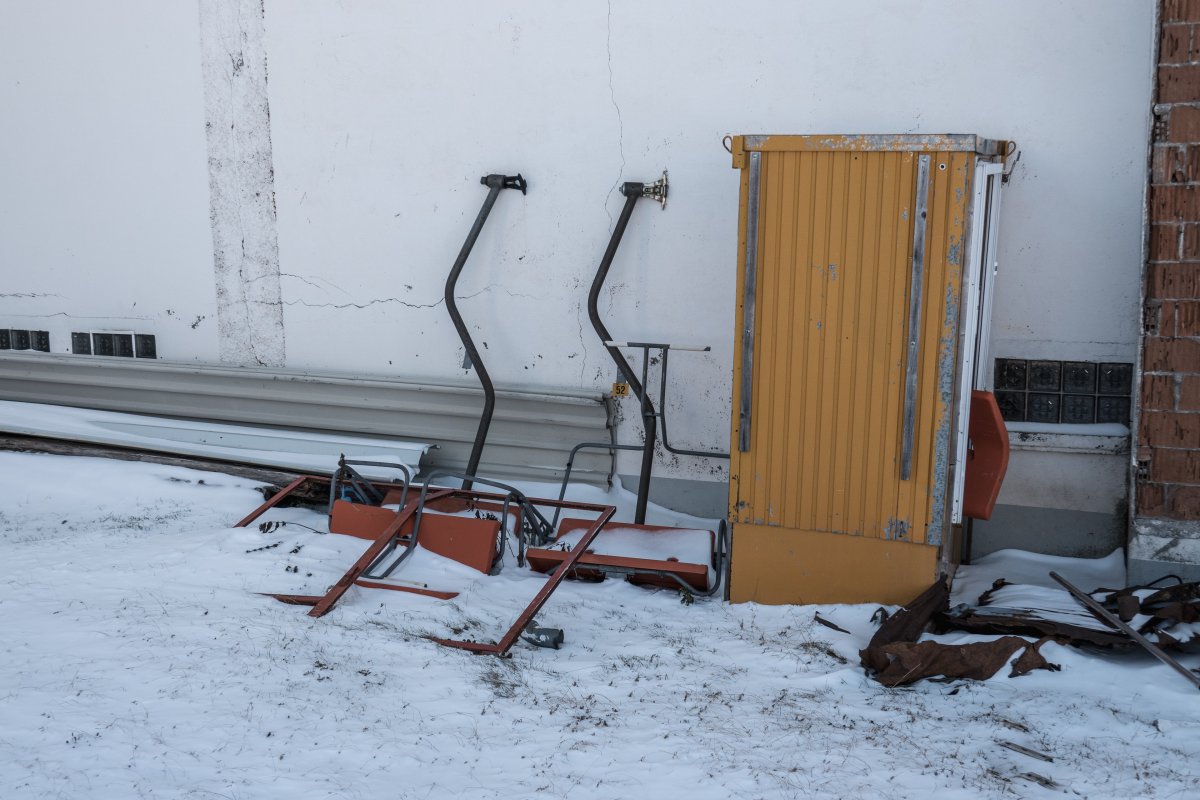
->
[197,0,286,367]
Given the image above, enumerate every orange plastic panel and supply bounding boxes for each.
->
[329,499,397,540]
[963,390,1009,520]
[416,515,500,574]
[329,500,499,573]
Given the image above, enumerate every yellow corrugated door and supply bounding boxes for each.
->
[728,138,971,604]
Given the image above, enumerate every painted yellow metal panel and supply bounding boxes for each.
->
[728,523,940,606]
[734,134,1006,157]
[728,136,975,604]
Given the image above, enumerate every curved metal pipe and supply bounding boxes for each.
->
[550,441,646,530]
[657,348,731,459]
[588,183,656,523]
[328,456,414,514]
[445,173,527,490]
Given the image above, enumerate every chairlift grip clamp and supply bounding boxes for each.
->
[481,173,528,195]
[620,170,668,208]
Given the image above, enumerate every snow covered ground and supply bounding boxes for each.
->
[2,450,1199,799]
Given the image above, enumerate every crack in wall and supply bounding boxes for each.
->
[276,272,350,295]
[0,293,63,299]
[603,0,626,230]
[280,284,533,311]
[575,299,589,384]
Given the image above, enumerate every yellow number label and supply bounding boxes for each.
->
[611,382,630,398]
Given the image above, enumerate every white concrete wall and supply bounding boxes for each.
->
[0,1,1154,505]
[0,1,219,361]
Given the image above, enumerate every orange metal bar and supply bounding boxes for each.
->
[233,475,316,528]
[525,549,709,591]
[307,488,454,618]
[525,518,714,591]
[259,593,322,605]
[353,579,459,600]
[435,505,616,656]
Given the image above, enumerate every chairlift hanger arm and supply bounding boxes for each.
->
[588,180,662,524]
[445,173,527,490]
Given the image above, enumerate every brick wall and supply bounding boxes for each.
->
[1139,1,1200,518]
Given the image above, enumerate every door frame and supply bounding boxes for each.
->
[951,162,1005,524]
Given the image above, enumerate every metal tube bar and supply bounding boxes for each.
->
[900,155,931,480]
[234,475,313,528]
[551,441,645,530]
[335,459,412,509]
[588,183,656,523]
[341,465,386,506]
[657,347,731,459]
[308,490,454,618]
[604,340,711,351]
[446,173,527,490]
[435,505,617,656]
[1050,571,1200,691]
[381,469,554,576]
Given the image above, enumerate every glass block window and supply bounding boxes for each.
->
[72,332,157,358]
[994,358,1131,425]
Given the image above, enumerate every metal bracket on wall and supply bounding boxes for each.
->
[900,155,932,480]
[639,170,669,208]
[738,151,762,453]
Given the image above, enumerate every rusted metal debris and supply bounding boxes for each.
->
[860,568,1200,689]
[858,576,1057,687]
[867,636,1059,688]
[943,573,1200,655]
[1050,571,1200,692]
[1094,577,1200,627]
[860,576,949,674]
[940,604,1131,649]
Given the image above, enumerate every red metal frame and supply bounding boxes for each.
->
[235,475,321,528]
[237,477,637,657]
[354,579,459,600]
[259,593,322,605]
[308,488,455,617]
[434,505,615,656]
